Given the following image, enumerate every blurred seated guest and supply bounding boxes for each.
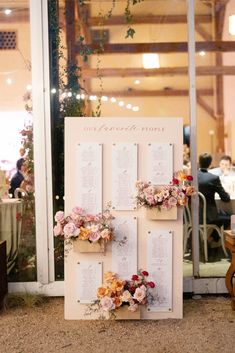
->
[209,155,234,177]
[198,153,231,242]
[9,158,25,198]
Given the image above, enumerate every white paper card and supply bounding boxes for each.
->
[147,230,173,312]
[76,261,102,304]
[75,142,102,214]
[111,217,138,279]
[112,143,137,210]
[148,143,173,185]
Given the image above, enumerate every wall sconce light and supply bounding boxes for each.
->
[142,53,160,69]
[229,15,235,35]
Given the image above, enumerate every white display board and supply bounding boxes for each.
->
[75,142,102,214]
[111,217,138,278]
[112,142,137,210]
[76,261,102,304]
[147,230,173,312]
[148,142,173,185]
[65,117,183,320]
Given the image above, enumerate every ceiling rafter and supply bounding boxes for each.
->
[82,66,235,78]
[91,89,213,97]
[197,95,216,120]
[77,41,235,54]
[195,23,213,41]
[87,14,212,26]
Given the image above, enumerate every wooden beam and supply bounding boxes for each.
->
[78,41,235,54]
[88,14,212,26]
[195,23,213,41]
[76,3,92,43]
[197,95,216,120]
[0,9,29,23]
[82,66,235,78]
[91,89,213,97]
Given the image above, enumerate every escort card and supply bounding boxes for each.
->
[148,142,173,185]
[75,142,102,214]
[76,261,102,304]
[147,230,173,312]
[112,142,138,210]
[111,217,138,279]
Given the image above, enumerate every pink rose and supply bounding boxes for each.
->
[53,223,63,237]
[54,211,64,223]
[63,222,80,238]
[100,229,110,239]
[88,231,100,242]
[72,207,84,215]
[133,287,146,303]
[85,214,95,222]
[128,303,139,312]
[100,296,115,311]
[168,197,177,207]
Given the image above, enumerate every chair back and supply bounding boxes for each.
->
[198,191,207,227]
[183,203,192,226]
[14,187,28,199]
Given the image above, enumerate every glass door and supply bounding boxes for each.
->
[0,0,36,283]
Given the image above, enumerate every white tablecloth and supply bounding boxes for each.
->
[0,199,23,274]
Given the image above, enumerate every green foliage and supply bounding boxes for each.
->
[5,293,47,309]
[126,27,136,39]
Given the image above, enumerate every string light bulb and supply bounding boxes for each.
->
[4,9,12,15]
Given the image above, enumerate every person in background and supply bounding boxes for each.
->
[198,153,231,246]
[9,158,25,198]
[209,155,234,177]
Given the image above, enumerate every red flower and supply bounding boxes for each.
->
[186,175,193,181]
[141,270,149,276]
[131,274,139,281]
[148,281,155,288]
[172,178,179,185]
[129,286,137,293]
[16,212,22,221]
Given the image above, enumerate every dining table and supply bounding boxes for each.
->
[0,199,24,274]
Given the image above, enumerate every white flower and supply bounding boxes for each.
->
[121,290,132,302]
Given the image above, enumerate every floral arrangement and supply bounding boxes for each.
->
[53,207,114,244]
[96,270,155,315]
[135,171,196,210]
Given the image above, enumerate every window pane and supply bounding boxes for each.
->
[0,1,36,282]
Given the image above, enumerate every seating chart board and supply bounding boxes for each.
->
[65,117,183,320]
